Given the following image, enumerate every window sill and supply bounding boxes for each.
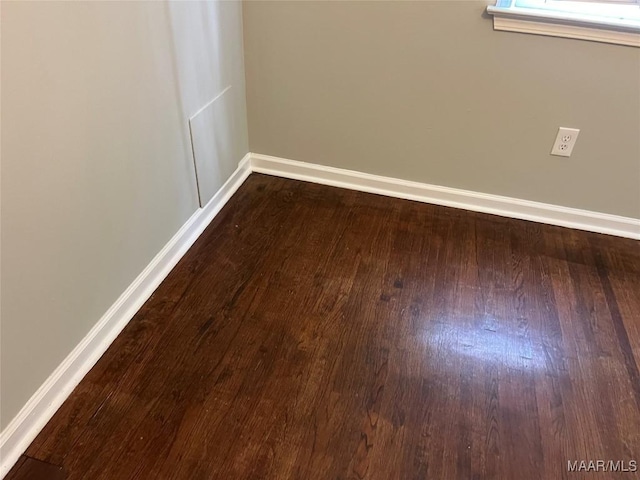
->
[487,2,640,47]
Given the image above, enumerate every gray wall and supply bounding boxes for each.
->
[0,1,248,429]
[243,0,640,218]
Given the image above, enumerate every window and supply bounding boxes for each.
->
[487,0,640,47]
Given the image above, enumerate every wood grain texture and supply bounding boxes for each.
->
[11,174,640,479]
[4,456,65,480]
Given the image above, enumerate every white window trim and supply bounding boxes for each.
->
[487,0,640,47]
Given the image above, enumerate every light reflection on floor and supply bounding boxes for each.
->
[424,318,548,371]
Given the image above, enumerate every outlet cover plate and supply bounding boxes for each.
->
[551,127,580,157]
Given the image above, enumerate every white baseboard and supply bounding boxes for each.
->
[250,153,640,240]
[0,154,252,478]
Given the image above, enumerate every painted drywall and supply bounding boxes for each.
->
[0,1,248,429]
[243,0,640,218]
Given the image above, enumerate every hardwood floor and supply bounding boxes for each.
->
[5,456,65,480]
[11,174,640,479]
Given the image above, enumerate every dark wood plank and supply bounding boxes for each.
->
[5,455,64,480]
[8,173,640,479]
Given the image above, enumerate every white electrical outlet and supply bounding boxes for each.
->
[551,127,580,157]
